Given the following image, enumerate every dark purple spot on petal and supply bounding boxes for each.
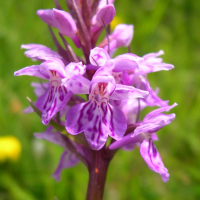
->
[63,86,68,94]
[152,143,157,157]
[78,82,82,87]
[94,54,103,60]
[87,128,92,132]
[74,65,80,72]
[58,86,64,101]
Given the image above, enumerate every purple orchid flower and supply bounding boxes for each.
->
[140,138,169,182]
[14,58,89,125]
[116,50,174,76]
[36,9,56,27]
[106,24,134,56]
[109,103,177,182]
[88,47,139,72]
[65,59,149,150]
[21,44,67,63]
[132,103,177,137]
[15,0,177,194]
[34,127,79,181]
[110,50,174,107]
[23,82,50,113]
[91,4,116,33]
[131,74,169,107]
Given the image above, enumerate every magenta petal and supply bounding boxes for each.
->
[96,4,115,26]
[22,44,63,61]
[66,99,127,150]
[134,50,174,75]
[14,65,48,79]
[52,150,79,181]
[36,85,72,125]
[111,84,149,100]
[105,103,127,140]
[53,9,77,38]
[143,50,164,60]
[109,133,144,150]
[132,75,169,107]
[113,55,139,72]
[140,139,169,182]
[37,9,56,27]
[133,113,175,137]
[152,133,159,141]
[144,103,177,121]
[89,47,110,67]
[40,58,66,79]
[91,59,115,84]
[111,24,134,47]
[63,75,90,94]
[31,82,49,97]
[65,62,86,76]
[83,101,127,150]
[65,101,108,150]
[34,130,66,148]
[132,122,164,137]
[65,102,89,135]
[21,44,44,49]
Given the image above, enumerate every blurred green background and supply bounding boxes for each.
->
[0,0,200,199]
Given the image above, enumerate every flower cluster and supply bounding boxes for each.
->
[15,0,176,183]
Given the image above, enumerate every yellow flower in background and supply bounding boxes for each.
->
[0,136,21,162]
[110,16,123,30]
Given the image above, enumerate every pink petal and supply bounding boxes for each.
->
[140,139,169,182]
[63,75,90,94]
[111,84,149,100]
[40,58,66,79]
[65,100,127,150]
[113,55,139,72]
[36,85,72,125]
[65,62,86,76]
[22,44,63,61]
[111,24,134,47]
[96,4,115,26]
[144,103,177,121]
[34,129,66,148]
[89,47,110,67]
[53,9,77,38]
[37,9,56,27]
[52,150,79,181]
[14,65,48,79]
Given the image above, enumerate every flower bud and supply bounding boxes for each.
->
[37,9,56,27]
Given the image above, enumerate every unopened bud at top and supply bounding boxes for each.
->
[37,9,56,27]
